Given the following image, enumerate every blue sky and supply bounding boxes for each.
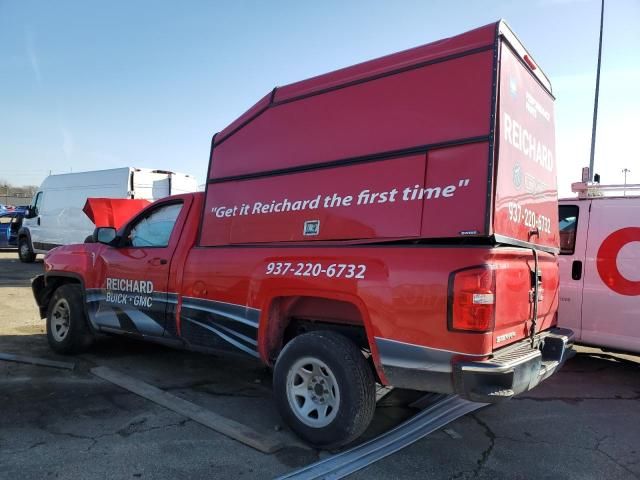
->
[1,0,638,195]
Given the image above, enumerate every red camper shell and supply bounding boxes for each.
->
[202,21,558,253]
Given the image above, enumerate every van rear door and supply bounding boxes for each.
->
[168,173,198,195]
[131,169,170,200]
[131,170,197,200]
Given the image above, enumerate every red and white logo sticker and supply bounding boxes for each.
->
[596,227,640,296]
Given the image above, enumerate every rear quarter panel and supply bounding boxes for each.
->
[180,246,542,376]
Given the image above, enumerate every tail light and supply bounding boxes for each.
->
[447,266,496,332]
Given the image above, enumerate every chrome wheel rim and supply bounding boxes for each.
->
[20,243,29,257]
[51,299,70,342]
[286,357,340,428]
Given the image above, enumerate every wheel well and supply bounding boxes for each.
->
[265,296,370,364]
[35,276,82,319]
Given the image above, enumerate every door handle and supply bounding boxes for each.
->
[37,217,41,226]
[571,260,582,280]
[148,258,168,266]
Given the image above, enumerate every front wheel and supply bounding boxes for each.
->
[18,237,36,263]
[273,331,376,449]
[46,284,94,354]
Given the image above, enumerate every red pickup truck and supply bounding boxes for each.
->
[33,20,573,448]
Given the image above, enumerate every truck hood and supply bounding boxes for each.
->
[44,242,104,275]
[83,198,150,229]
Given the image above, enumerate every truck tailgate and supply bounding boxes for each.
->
[492,248,559,349]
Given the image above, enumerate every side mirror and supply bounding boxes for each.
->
[25,207,36,219]
[93,227,117,245]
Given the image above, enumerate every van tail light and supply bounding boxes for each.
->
[447,266,496,332]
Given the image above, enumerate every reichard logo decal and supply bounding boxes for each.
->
[512,162,522,189]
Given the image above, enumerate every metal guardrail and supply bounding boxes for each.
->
[276,394,487,480]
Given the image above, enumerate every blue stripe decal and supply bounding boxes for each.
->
[89,304,121,329]
[120,306,165,336]
[212,323,259,347]
[181,298,259,328]
[183,317,259,358]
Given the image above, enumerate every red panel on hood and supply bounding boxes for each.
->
[83,198,151,229]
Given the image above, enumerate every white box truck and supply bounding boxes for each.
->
[18,167,197,262]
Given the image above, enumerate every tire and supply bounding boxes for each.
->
[273,331,376,449]
[46,284,94,354]
[18,237,36,263]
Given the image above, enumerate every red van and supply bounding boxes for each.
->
[33,21,573,448]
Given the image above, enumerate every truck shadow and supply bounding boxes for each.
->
[1,331,639,471]
[0,253,43,288]
[518,349,640,403]
[3,332,638,398]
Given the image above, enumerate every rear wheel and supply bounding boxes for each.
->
[273,331,376,449]
[18,237,36,263]
[46,284,93,354]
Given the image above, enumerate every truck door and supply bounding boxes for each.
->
[580,199,640,352]
[91,198,188,337]
[557,201,589,340]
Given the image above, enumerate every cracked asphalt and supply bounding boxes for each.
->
[1,251,639,479]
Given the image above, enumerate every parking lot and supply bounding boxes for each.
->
[1,250,638,480]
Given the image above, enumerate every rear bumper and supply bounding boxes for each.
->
[375,327,574,403]
[452,327,574,403]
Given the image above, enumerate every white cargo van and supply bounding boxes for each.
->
[558,181,640,354]
[18,167,197,262]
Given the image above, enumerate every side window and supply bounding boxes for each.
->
[558,205,579,255]
[32,192,43,216]
[129,203,182,248]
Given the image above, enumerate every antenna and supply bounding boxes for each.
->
[622,168,631,196]
[588,0,605,181]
